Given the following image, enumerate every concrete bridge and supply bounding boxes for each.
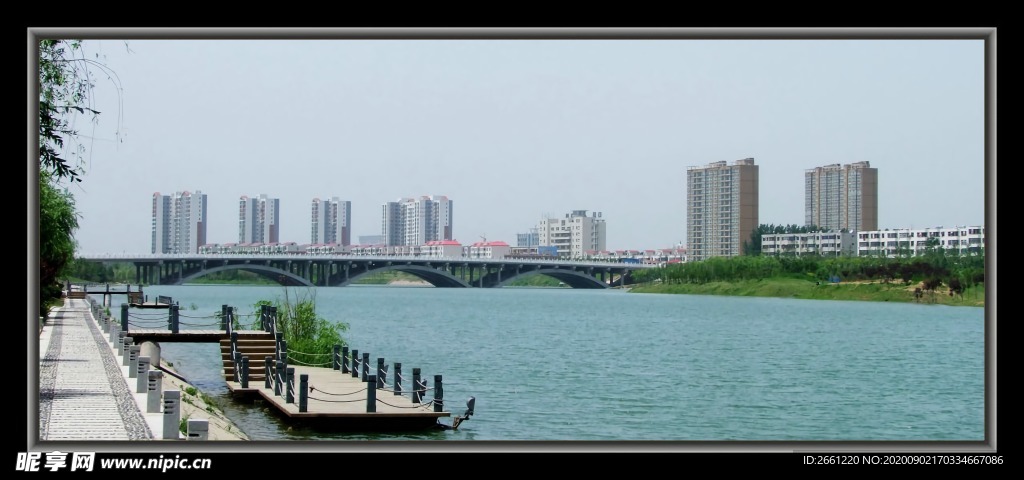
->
[78,254,656,289]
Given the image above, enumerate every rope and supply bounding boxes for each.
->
[178,313,220,319]
[309,386,366,396]
[375,398,437,409]
[178,321,221,327]
[126,321,165,328]
[286,357,333,367]
[307,395,365,404]
[285,349,332,356]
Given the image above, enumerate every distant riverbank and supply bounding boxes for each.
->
[628,278,985,308]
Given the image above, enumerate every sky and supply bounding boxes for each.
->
[43,33,987,255]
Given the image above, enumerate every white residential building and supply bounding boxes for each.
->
[421,240,464,258]
[856,226,985,257]
[311,197,352,246]
[466,241,512,259]
[381,195,453,246]
[151,190,207,254]
[761,231,857,257]
[239,194,280,244]
[537,210,606,259]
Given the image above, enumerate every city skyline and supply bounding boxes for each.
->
[49,34,985,255]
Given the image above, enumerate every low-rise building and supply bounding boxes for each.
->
[761,231,856,257]
[856,226,985,257]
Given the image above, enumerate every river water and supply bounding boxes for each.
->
[112,284,985,442]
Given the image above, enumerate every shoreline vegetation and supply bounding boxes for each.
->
[629,277,985,307]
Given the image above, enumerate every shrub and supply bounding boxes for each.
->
[254,288,349,367]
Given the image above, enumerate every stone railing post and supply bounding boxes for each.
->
[163,390,180,440]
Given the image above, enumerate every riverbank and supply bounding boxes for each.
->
[628,277,986,307]
[157,362,250,440]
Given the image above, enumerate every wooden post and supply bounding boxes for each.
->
[170,304,179,334]
[286,367,295,404]
[361,352,369,382]
[433,375,444,412]
[366,374,377,412]
[120,303,129,332]
[299,374,308,413]
[393,362,402,396]
[233,351,241,383]
[412,368,421,403]
[333,345,341,370]
[241,357,249,388]
[280,340,288,365]
[377,358,385,389]
[350,349,359,377]
[264,357,273,389]
[341,346,349,374]
[221,305,228,330]
[225,306,233,335]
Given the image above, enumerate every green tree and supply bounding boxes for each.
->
[37,39,122,310]
[39,170,79,311]
[38,39,123,183]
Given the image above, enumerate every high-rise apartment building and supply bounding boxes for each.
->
[380,195,453,246]
[151,190,207,254]
[311,197,351,246]
[238,194,280,244]
[686,158,759,262]
[537,210,606,259]
[804,161,878,232]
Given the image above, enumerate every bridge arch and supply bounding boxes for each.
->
[493,268,609,289]
[338,265,471,288]
[177,264,314,287]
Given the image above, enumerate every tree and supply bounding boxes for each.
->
[37,39,122,311]
[38,39,123,184]
[39,170,79,310]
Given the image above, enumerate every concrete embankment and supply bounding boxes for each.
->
[38,297,250,441]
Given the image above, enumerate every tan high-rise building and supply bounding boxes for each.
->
[804,162,878,232]
[686,158,759,262]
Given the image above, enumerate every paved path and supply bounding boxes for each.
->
[38,298,153,441]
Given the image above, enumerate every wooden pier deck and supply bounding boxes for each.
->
[119,329,269,343]
[226,364,449,430]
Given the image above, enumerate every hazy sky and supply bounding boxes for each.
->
[51,34,986,255]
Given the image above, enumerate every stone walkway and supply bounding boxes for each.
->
[38,299,153,441]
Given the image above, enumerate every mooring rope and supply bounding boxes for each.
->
[309,385,366,396]
[286,357,333,367]
[375,398,437,409]
[285,349,332,356]
[306,395,365,404]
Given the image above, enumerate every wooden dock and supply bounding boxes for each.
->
[226,364,449,431]
[109,300,455,432]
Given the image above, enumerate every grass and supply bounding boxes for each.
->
[630,277,985,307]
